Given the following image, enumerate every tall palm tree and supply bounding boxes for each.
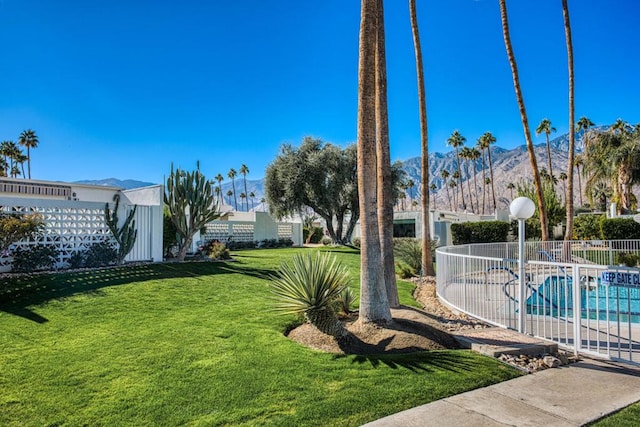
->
[249,192,256,210]
[226,190,233,206]
[2,141,22,178]
[507,182,516,200]
[215,173,224,201]
[476,137,488,214]
[441,169,452,211]
[239,164,249,211]
[227,168,238,211]
[451,171,461,210]
[575,116,594,208]
[239,192,247,210]
[561,0,575,248]
[405,178,415,203]
[15,152,28,178]
[409,0,434,276]
[574,154,584,207]
[535,118,556,179]
[469,147,481,213]
[559,172,568,205]
[17,129,38,179]
[429,183,437,209]
[375,0,399,306]
[460,146,474,213]
[591,181,612,211]
[499,0,548,240]
[449,180,458,209]
[356,0,391,325]
[479,132,498,211]
[447,130,467,211]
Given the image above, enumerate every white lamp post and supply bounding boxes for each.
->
[510,197,535,333]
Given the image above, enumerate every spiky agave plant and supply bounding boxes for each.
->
[271,252,350,340]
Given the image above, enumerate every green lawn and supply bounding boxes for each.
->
[0,247,519,426]
[591,402,640,426]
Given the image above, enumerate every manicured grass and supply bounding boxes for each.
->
[591,402,640,426]
[0,247,519,426]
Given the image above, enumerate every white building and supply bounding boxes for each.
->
[0,178,163,271]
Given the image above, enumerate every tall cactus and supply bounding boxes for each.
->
[105,194,138,264]
[164,164,221,261]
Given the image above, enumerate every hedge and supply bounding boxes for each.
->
[600,218,640,240]
[451,221,510,245]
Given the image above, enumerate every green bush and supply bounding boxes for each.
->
[600,218,640,240]
[303,226,324,244]
[11,244,58,273]
[351,237,361,248]
[573,214,605,240]
[278,238,294,247]
[617,252,639,267]
[84,241,118,268]
[392,238,437,275]
[395,261,416,278]
[451,221,510,245]
[321,237,332,246]
[203,241,230,260]
[67,251,86,269]
[334,287,356,315]
[270,252,350,339]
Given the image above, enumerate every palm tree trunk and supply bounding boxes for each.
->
[481,150,487,214]
[472,162,480,214]
[445,182,452,211]
[375,0,399,307]
[546,134,554,179]
[499,0,549,240]
[409,0,434,276]
[488,148,497,211]
[357,0,391,325]
[455,148,466,211]
[465,161,473,213]
[27,147,31,179]
[563,0,576,247]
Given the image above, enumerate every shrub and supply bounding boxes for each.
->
[393,238,438,275]
[452,221,510,245]
[203,241,230,260]
[335,287,356,315]
[11,244,58,273]
[84,241,118,268]
[573,214,605,240]
[0,213,44,252]
[321,237,332,246]
[395,261,416,278]
[351,237,361,248]
[270,252,350,340]
[600,218,640,241]
[278,238,294,247]
[617,253,639,267]
[303,226,324,244]
[67,250,86,269]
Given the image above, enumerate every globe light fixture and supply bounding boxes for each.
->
[509,196,535,333]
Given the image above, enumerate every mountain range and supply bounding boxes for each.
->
[77,128,614,212]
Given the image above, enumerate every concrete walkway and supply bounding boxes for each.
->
[364,358,640,427]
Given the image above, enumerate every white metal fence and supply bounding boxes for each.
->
[437,240,640,365]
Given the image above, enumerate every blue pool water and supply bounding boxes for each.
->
[526,275,640,323]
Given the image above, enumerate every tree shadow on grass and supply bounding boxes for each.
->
[0,259,276,321]
[341,347,479,374]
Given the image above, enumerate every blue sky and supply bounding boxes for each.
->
[0,0,638,184]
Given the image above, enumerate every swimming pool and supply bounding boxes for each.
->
[526,275,640,323]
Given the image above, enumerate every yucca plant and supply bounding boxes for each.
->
[335,287,356,316]
[271,252,350,340]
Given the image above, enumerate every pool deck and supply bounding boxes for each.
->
[364,347,640,427]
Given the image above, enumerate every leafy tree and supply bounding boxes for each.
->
[266,137,400,245]
[583,120,640,214]
[164,165,221,261]
[0,213,43,253]
[163,206,178,258]
[447,130,466,211]
[499,0,549,240]
[239,164,249,211]
[17,129,38,179]
[517,180,565,239]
